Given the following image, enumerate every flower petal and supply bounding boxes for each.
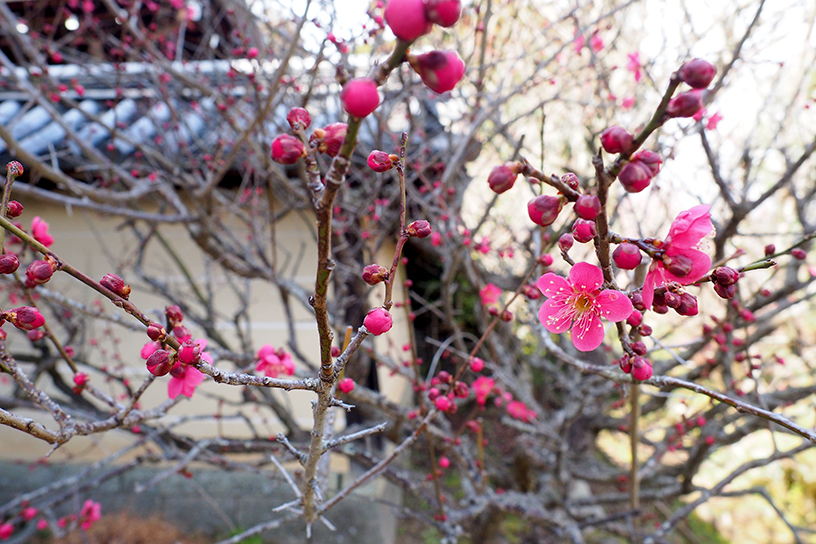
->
[569,262,604,293]
[641,264,659,309]
[538,298,572,333]
[167,377,183,399]
[596,289,634,322]
[571,313,606,351]
[536,272,571,298]
[666,205,712,248]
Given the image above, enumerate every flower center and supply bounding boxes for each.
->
[574,293,593,312]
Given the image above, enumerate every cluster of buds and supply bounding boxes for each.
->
[384,0,461,41]
[618,150,663,193]
[271,107,349,166]
[711,266,740,299]
[665,58,716,119]
[652,286,699,316]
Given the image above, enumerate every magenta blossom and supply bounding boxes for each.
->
[255,344,295,378]
[479,283,502,306]
[627,52,642,83]
[79,499,101,531]
[167,338,210,399]
[537,262,633,352]
[641,205,713,309]
[31,217,54,247]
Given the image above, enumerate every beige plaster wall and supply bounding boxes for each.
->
[0,196,411,462]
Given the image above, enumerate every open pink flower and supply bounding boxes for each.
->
[472,376,495,405]
[507,400,536,422]
[537,262,633,352]
[627,52,642,83]
[31,217,54,247]
[79,499,101,531]
[255,344,295,378]
[641,205,713,309]
[167,338,210,399]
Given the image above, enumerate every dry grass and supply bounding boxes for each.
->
[47,511,206,544]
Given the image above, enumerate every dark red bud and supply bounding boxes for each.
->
[630,150,662,177]
[165,305,184,324]
[663,291,681,309]
[764,244,775,256]
[101,273,131,299]
[0,253,19,274]
[558,233,574,251]
[487,163,520,194]
[791,248,807,260]
[713,282,736,299]
[663,254,693,278]
[146,349,174,376]
[406,220,432,238]
[667,91,703,118]
[4,307,45,331]
[630,341,647,356]
[25,259,55,286]
[680,58,716,89]
[712,266,739,286]
[675,293,699,316]
[618,161,653,193]
[6,201,23,218]
[146,322,165,342]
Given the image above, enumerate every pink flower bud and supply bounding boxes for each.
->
[424,0,461,26]
[340,78,380,118]
[409,50,466,94]
[713,282,736,299]
[384,0,432,41]
[619,354,632,373]
[165,305,184,324]
[6,201,23,218]
[27,329,45,341]
[675,292,698,316]
[680,58,716,89]
[791,248,807,260]
[663,291,681,309]
[270,134,305,165]
[173,325,192,342]
[537,254,553,267]
[367,150,397,172]
[146,349,173,376]
[101,273,131,299]
[178,340,201,365]
[247,47,259,59]
[764,244,775,256]
[4,307,45,331]
[406,220,432,238]
[438,370,452,383]
[667,91,703,118]
[434,395,452,411]
[662,253,693,278]
[630,341,647,356]
[314,123,347,157]
[0,253,19,274]
[631,356,653,381]
[25,259,55,286]
[469,357,484,372]
[618,161,653,193]
[338,377,355,393]
[600,125,633,154]
[146,322,165,341]
[454,381,469,398]
[572,219,597,243]
[712,266,740,286]
[613,243,642,269]
[630,150,662,177]
[561,172,580,190]
[487,162,520,194]
[558,233,574,251]
[286,107,311,130]
[522,284,540,300]
[439,456,451,468]
[573,194,601,220]
[362,264,389,285]
[527,195,561,227]
[364,307,393,336]
[626,309,643,327]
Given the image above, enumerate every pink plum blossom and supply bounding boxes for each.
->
[641,205,713,309]
[167,338,210,399]
[621,96,635,109]
[31,217,54,247]
[473,376,495,405]
[79,499,101,530]
[626,52,642,83]
[479,283,502,306]
[0,523,12,540]
[537,262,634,352]
[255,344,295,378]
[507,400,536,422]
[706,112,723,130]
[590,32,604,53]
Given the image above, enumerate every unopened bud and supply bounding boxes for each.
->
[558,233,574,252]
[527,194,561,227]
[101,273,131,299]
[4,307,45,331]
[408,50,466,94]
[25,259,55,286]
[315,123,347,157]
[667,91,703,118]
[663,253,693,278]
[573,194,601,220]
[713,282,736,299]
[712,266,739,286]
[764,244,775,256]
[561,172,580,190]
[362,264,389,285]
[522,284,540,300]
[340,77,380,118]
[599,125,633,154]
[791,248,807,260]
[286,107,311,130]
[173,325,192,342]
[146,322,165,342]
[613,243,642,270]
[146,349,174,376]
[630,150,662,177]
[6,201,23,218]
[631,356,653,381]
[165,305,184,325]
[384,0,432,41]
[270,134,305,165]
[680,58,716,89]
[572,218,597,243]
[424,0,462,27]
[487,162,520,194]
[406,220,432,238]
[630,341,647,356]
[364,307,393,336]
[618,161,653,193]
[0,253,19,274]
[6,161,23,179]
[178,340,201,365]
[675,292,699,316]
[367,151,398,173]
[663,291,681,309]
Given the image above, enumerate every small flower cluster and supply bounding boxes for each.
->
[270,107,348,166]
